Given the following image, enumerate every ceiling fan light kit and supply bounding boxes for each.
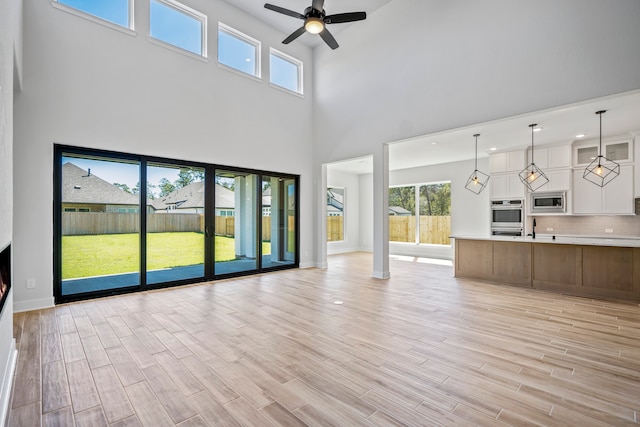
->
[264,0,366,49]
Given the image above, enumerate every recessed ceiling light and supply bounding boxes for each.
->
[431,142,437,145]
[490,147,497,151]
[576,133,586,138]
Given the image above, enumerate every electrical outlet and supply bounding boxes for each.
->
[546,227,554,232]
[26,279,36,289]
[605,228,614,233]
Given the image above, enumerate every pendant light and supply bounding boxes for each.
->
[464,133,490,194]
[583,110,620,187]
[519,123,549,192]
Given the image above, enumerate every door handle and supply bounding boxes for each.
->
[205,225,213,237]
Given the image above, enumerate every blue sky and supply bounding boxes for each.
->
[59,0,130,27]
[62,156,186,193]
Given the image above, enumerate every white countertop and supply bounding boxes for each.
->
[451,234,640,247]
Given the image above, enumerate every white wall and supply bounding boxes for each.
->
[13,0,315,311]
[0,0,20,422]
[312,0,640,271]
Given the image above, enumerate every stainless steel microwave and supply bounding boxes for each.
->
[530,191,566,213]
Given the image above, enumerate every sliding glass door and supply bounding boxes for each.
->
[58,152,141,297]
[146,162,205,285]
[55,146,299,303]
[214,170,258,275]
[262,175,297,268]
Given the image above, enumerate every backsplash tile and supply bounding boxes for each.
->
[530,215,640,238]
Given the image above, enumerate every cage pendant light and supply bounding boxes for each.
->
[519,123,549,192]
[583,110,620,187]
[465,133,490,194]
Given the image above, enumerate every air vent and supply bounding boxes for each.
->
[73,185,81,189]
[635,198,640,215]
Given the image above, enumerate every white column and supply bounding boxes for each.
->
[269,176,281,261]
[318,164,328,269]
[234,176,256,259]
[372,144,390,279]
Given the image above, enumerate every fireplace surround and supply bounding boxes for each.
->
[0,244,10,315]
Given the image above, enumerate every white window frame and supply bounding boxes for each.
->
[269,48,303,96]
[217,22,262,80]
[149,0,208,59]
[52,0,136,35]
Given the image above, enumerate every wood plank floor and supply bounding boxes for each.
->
[9,252,640,426]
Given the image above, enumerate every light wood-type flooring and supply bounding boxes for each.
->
[9,252,640,426]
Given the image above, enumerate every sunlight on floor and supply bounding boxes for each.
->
[390,255,453,266]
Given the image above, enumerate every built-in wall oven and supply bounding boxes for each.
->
[491,199,524,236]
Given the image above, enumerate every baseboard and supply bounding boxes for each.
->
[372,270,391,279]
[299,261,318,269]
[13,297,55,313]
[0,339,17,427]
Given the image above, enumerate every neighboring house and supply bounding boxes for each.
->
[62,162,143,213]
[388,206,412,216]
[327,188,344,217]
[153,181,256,217]
[152,181,206,214]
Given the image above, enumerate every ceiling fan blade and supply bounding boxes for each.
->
[325,12,367,24]
[319,28,339,50]
[312,0,325,12]
[282,26,307,44]
[264,3,305,20]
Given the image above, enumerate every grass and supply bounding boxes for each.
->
[62,232,271,279]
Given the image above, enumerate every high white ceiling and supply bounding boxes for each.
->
[329,90,640,174]
[220,0,392,47]
[219,2,640,176]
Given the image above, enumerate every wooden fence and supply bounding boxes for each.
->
[63,213,279,241]
[327,217,344,241]
[389,215,451,245]
[62,212,204,235]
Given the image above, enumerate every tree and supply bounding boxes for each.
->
[215,175,235,190]
[158,178,176,197]
[389,186,415,213]
[175,168,204,189]
[420,183,451,216]
[113,183,131,193]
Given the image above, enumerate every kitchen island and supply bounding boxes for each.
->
[453,235,640,302]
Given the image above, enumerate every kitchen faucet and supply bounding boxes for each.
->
[532,217,536,239]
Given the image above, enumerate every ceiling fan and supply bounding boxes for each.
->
[264,0,366,50]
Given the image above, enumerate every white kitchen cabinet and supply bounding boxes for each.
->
[490,173,524,199]
[573,137,633,167]
[527,145,571,170]
[603,165,634,214]
[489,150,525,174]
[572,164,634,214]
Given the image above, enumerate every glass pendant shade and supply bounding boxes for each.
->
[519,123,549,192]
[464,134,490,194]
[583,110,619,187]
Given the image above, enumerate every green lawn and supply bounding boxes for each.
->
[62,232,270,279]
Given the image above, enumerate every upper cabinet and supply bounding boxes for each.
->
[525,145,572,192]
[573,137,634,167]
[489,150,525,174]
[572,164,635,214]
[489,150,525,199]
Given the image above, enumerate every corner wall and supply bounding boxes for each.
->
[13,0,315,311]
[0,0,20,423]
